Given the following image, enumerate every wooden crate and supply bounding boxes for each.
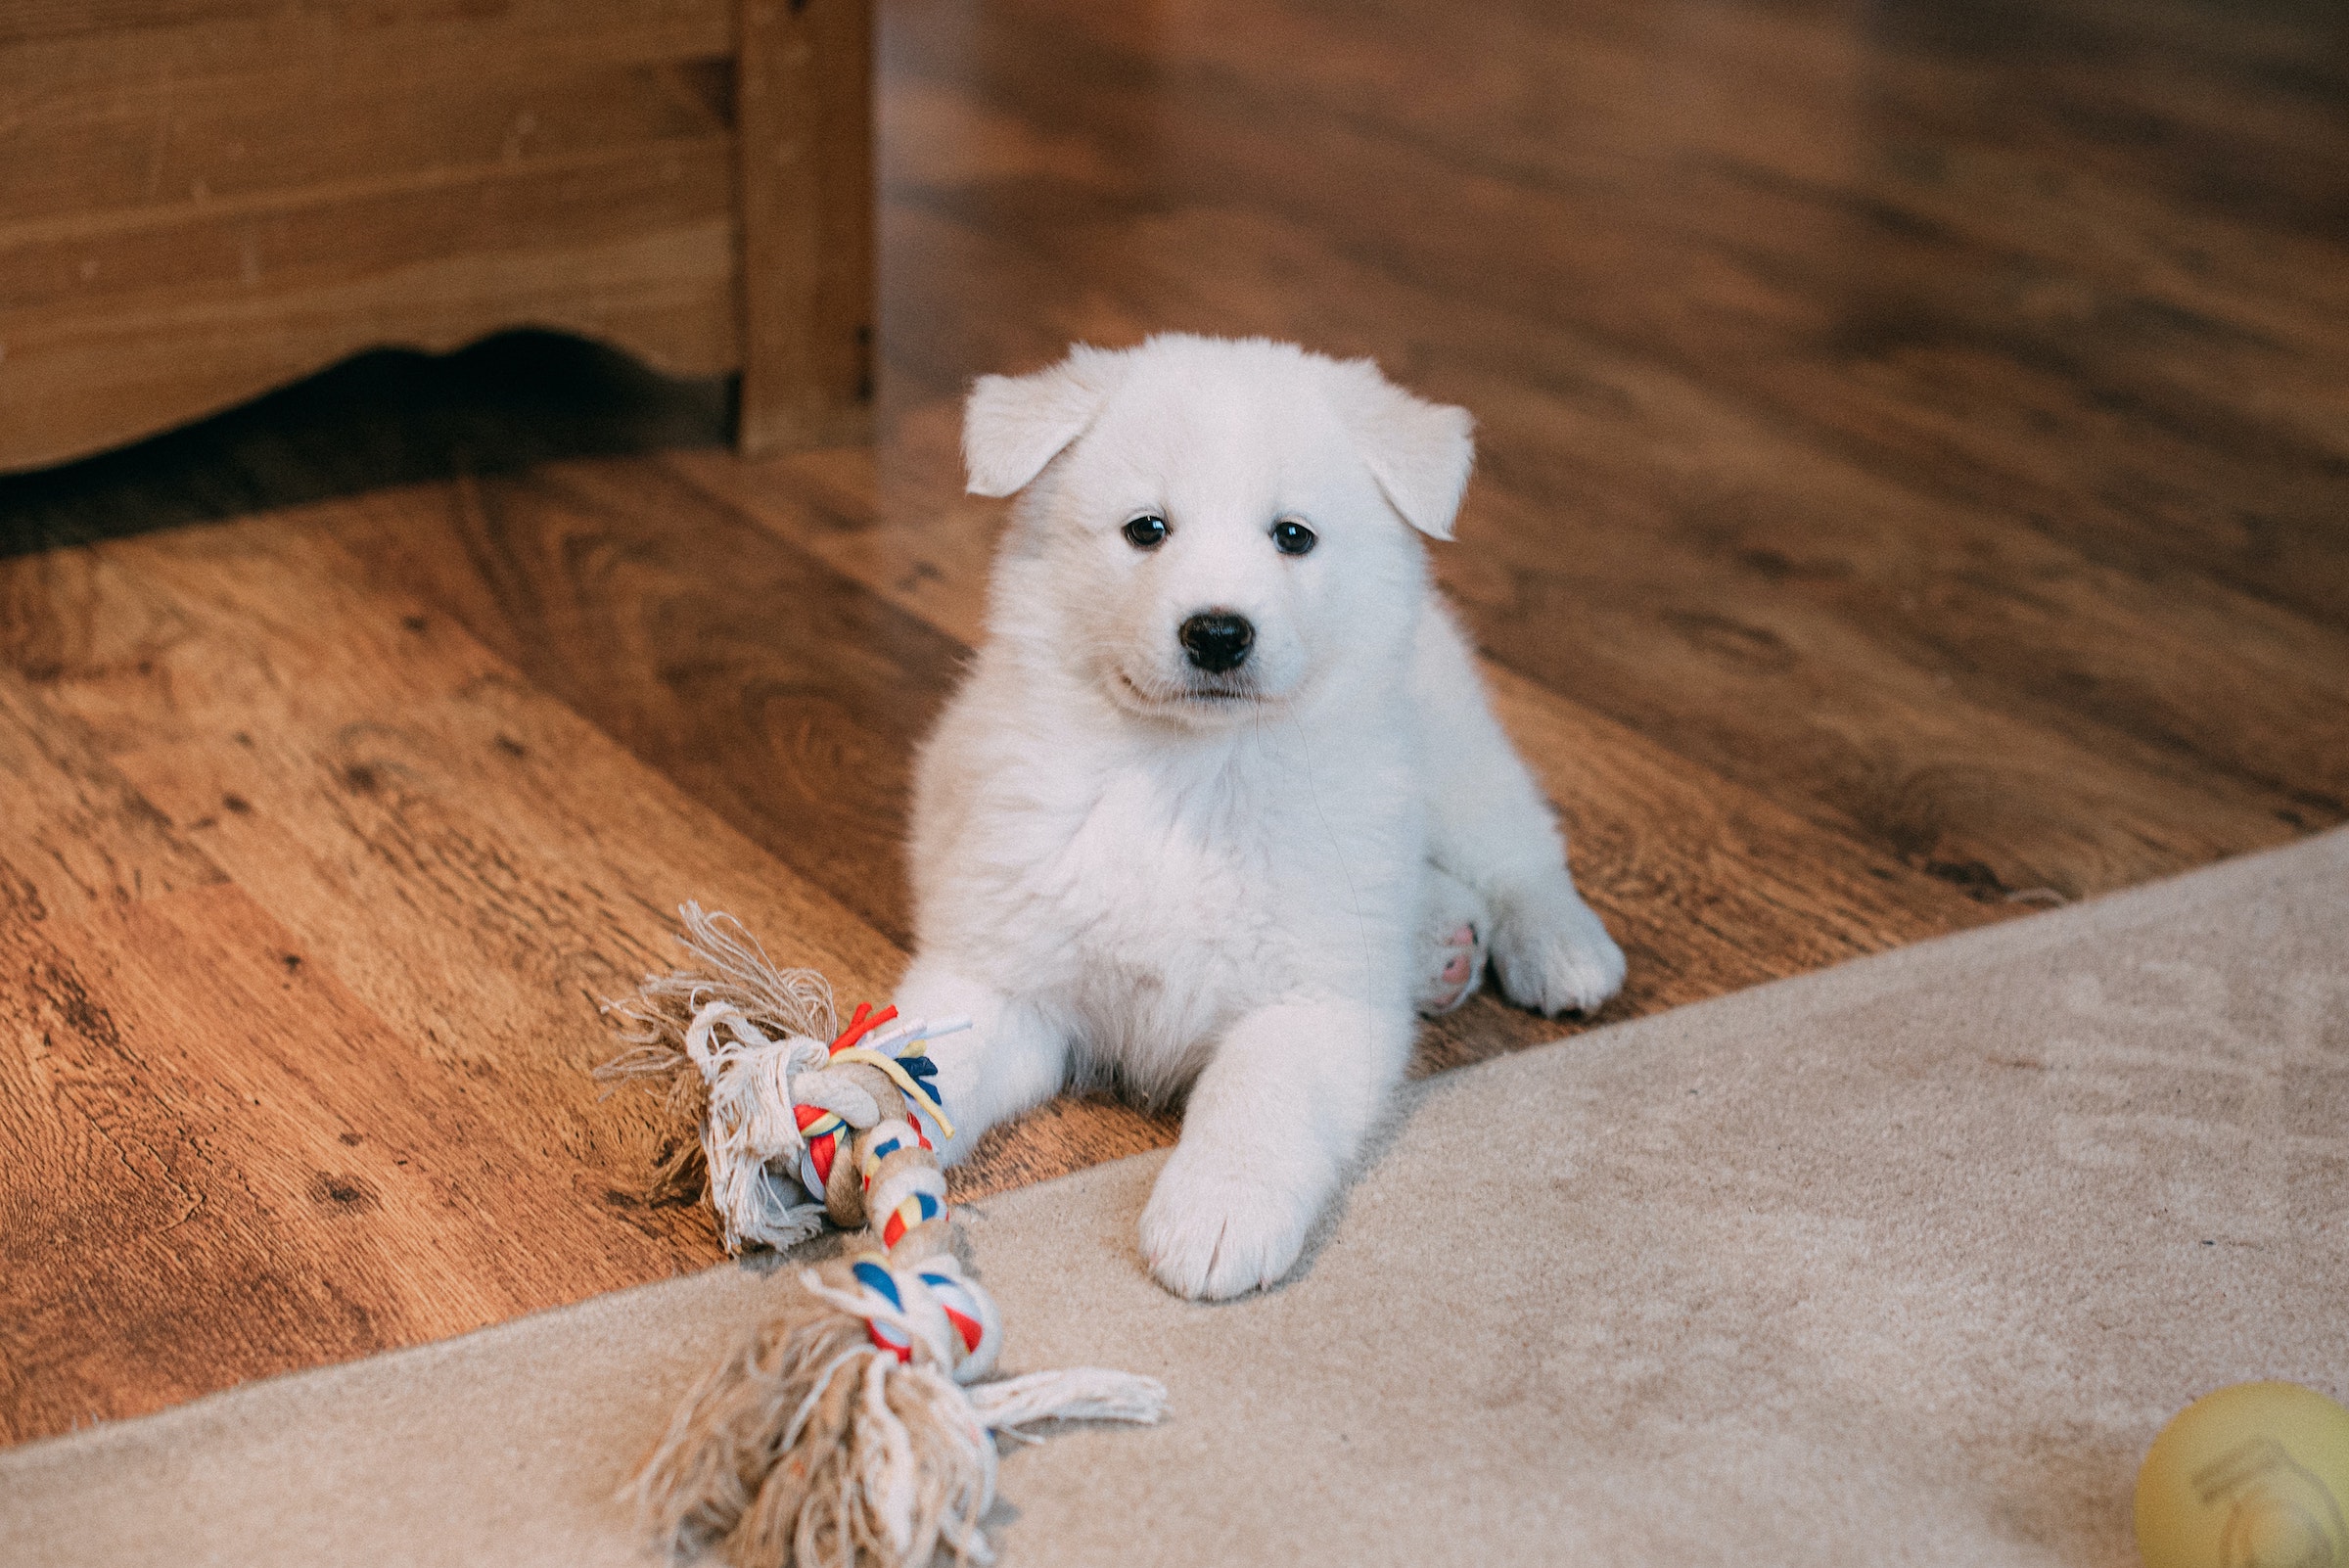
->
[0,0,871,473]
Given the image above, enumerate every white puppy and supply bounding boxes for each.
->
[898,335,1625,1300]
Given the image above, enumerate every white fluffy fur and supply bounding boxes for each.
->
[902,335,1626,1300]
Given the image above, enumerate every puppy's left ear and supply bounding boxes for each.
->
[1325,358,1476,541]
[963,345,1127,497]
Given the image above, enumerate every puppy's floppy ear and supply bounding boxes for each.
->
[963,345,1127,497]
[1324,357,1477,541]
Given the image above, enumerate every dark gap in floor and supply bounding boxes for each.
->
[0,331,735,559]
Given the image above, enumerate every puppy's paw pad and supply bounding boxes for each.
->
[1416,923,1486,1017]
[1415,870,1493,1018]
[1492,887,1627,1017]
[1139,1160,1313,1301]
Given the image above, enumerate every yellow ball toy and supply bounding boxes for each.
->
[2136,1381,2349,1568]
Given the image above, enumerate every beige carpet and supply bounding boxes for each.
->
[5,830,2344,1567]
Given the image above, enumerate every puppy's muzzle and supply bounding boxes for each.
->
[1178,612,1254,673]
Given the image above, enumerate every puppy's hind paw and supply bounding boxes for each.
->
[1417,923,1485,1017]
[1491,881,1627,1017]
[1415,865,1493,1018]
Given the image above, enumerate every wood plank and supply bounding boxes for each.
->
[13,508,908,1117]
[1442,385,2331,894]
[1,0,731,72]
[318,462,965,948]
[0,55,735,231]
[0,881,648,1442]
[0,142,738,472]
[733,0,875,452]
[0,517,515,754]
[0,666,222,924]
[0,514,913,1443]
[0,141,733,317]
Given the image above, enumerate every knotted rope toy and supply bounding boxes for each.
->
[598,905,1166,1568]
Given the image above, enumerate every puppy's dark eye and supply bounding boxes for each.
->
[1123,515,1168,549]
[1271,519,1318,556]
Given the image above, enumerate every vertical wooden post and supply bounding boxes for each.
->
[733,0,875,454]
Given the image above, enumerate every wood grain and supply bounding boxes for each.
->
[3,0,2345,1447]
[0,0,731,58]
[0,51,734,232]
[318,463,964,948]
[0,516,905,1441]
[0,0,873,472]
[0,667,223,925]
[2,882,590,1441]
[0,139,739,474]
[733,0,877,453]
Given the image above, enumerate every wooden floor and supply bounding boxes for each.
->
[5,0,2345,1446]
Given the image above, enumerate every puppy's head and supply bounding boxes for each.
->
[965,335,1472,727]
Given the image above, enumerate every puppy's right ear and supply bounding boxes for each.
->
[963,346,1126,497]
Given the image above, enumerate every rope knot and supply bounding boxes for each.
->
[656,983,969,1253]
[805,1254,1003,1384]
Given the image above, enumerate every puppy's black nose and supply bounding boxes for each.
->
[1179,612,1255,673]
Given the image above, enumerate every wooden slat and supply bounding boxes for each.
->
[733,0,875,452]
[1,515,516,752]
[1442,388,2325,896]
[0,144,738,473]
[1,1,272,45]
[0,56,735,231]
[0,139,732,307]
[1,0,731,70]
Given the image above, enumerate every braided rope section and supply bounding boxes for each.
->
[600,906,1167,1568]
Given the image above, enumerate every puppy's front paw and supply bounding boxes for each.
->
[1491,880,1627,1017]
[1138,1148,1316,1301]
